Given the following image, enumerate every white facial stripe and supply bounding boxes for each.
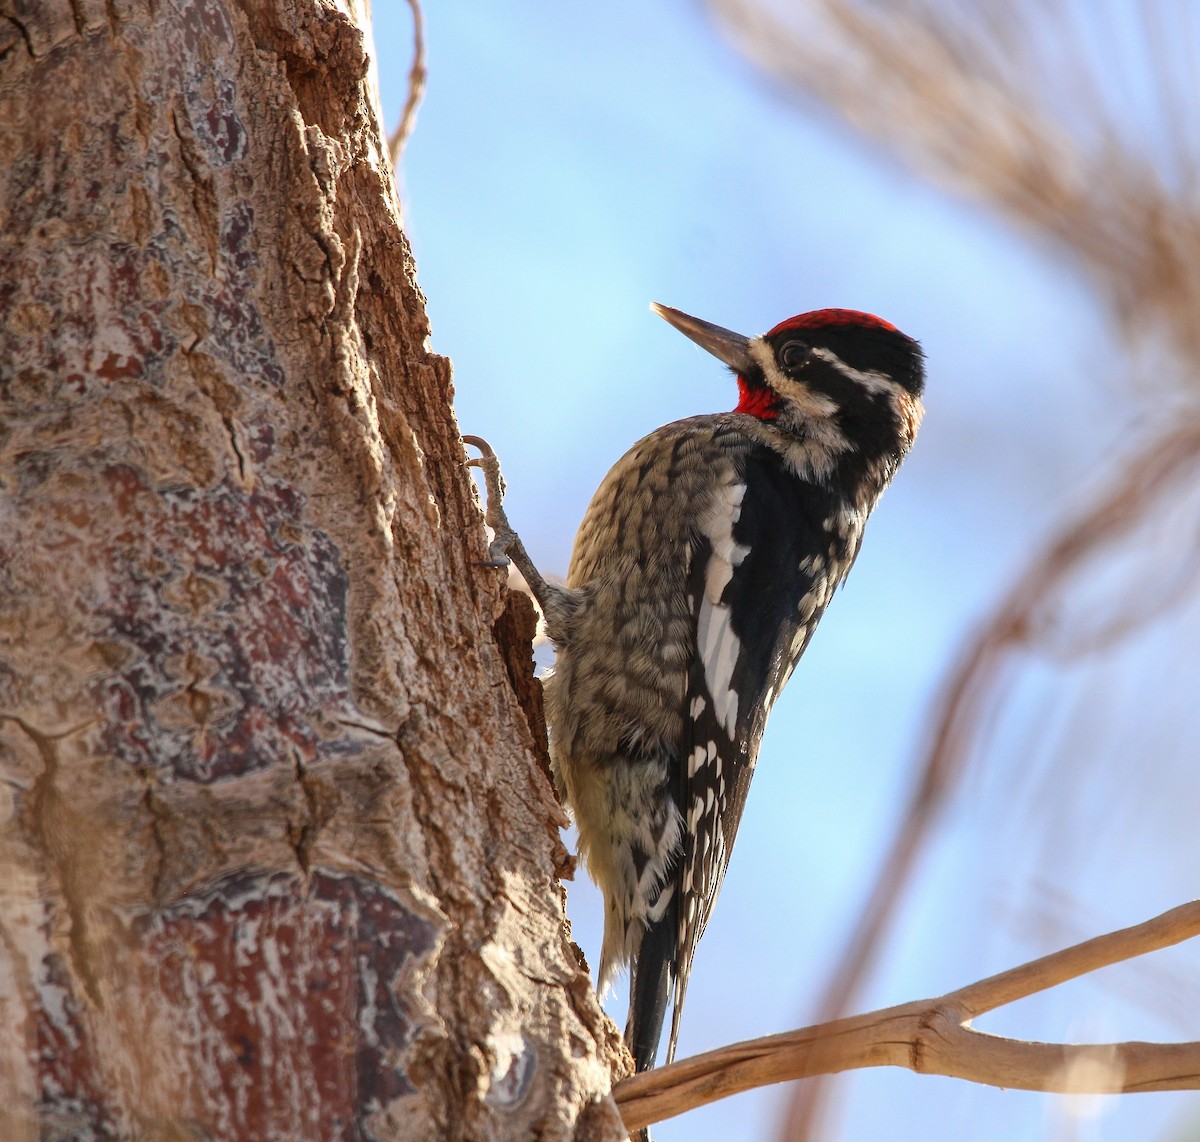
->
[809,346,903,395]
[748,338,839,419]
[744,338,852,481]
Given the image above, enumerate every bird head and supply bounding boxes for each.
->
[651,302,925,467]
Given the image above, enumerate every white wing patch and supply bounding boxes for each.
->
[695,481,749,738]
[687,739,717,777]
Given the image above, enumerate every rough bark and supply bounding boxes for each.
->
[0,2,624,1138]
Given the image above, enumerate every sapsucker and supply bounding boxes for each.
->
[466,301,924,1073]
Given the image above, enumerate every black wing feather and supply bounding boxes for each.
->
[665,444,847,1062]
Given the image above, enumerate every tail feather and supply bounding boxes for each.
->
[626,891,679,1071]
[665,957,690,1066]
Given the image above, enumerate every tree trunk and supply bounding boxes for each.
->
[0,2,624,1138]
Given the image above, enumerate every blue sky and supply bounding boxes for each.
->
[373,4,1197,1139]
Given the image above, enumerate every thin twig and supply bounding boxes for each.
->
[387,0,426,168]
[612,901,1200,1132]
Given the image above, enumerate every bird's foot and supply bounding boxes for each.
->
[463,435,519,567]
[463,434,559,621]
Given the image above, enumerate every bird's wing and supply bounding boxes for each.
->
[666,442,846,1062]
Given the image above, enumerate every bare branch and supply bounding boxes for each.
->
[387,0,426,168]
[700,3,1200,1137]
[954,900,1200,1015]
[613,901,1200,1132]
[779,421,1200,1135]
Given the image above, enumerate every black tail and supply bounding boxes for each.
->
[626,891,679,1072]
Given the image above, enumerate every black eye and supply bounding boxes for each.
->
[779,340,810,370]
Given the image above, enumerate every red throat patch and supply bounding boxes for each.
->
[735,375,780,419]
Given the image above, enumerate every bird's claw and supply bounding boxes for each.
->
[463,434,515,567]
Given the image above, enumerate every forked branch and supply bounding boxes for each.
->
[612,901,1200,1132]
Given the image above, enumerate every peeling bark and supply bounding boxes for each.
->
[0,2,624,1138]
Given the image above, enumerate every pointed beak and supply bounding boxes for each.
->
[651,303,754,374]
